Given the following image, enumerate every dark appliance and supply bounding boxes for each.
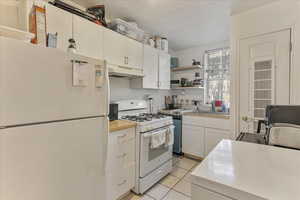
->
[159,110,183,155]
[109,103,118,121]
[172,115,183,155]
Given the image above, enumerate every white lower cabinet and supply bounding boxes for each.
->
[182,125,205,158]
[106,128,136,200]
[192,184,233,200]
[182,115,231,158]
[205,128,230,155]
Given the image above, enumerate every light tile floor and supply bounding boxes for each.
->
[121,155,201,200]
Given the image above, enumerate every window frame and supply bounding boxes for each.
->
[203,47,231,107]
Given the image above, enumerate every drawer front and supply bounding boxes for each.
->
[183,116,230,130]
[114,128,135,143]
[106,164,135,200]
[192,184,233,200]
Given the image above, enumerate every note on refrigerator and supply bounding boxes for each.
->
[73,62,89,87]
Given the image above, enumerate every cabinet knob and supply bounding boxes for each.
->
[117,153,127,158]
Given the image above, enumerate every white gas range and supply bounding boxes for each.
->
[114,100,174,194]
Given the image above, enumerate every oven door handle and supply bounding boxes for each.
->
[143,127,169,138]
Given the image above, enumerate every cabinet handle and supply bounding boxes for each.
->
[124,57,127,65]
[117,153,127,158]
[118,180,127,186]
[127,57,129,65]
[117,134,127,139]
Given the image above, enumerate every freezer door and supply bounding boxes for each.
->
[0,37,109,126]
[0,117,108,200]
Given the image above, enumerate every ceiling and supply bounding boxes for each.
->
[71,0,279,51]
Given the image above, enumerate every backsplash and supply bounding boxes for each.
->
[109,77,171,112]
[171,89,204,108]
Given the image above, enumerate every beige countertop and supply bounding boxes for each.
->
[109,120,137,132]
[183,112,230,119]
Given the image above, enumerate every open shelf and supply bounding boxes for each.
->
[171,65,203,72]
[171,86,204,90]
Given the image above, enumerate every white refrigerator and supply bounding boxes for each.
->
[0,37,109,200]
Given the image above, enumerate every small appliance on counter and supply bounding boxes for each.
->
[192,59,201,66]
[109,103,118,121]
[170,79,180,88]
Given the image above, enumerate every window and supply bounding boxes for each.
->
[204,48,230,109]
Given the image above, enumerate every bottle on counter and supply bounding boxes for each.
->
[161,37,168,52]
[155,36,162,50]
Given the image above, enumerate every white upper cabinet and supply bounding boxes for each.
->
[125,37,143,69]
[143,45,159,89]
[131,45,159,89]
[158,51,171,89]
[103,28,127,66]
[46,4,73,52]
[73,15,103,60]
[46,4,103,59]
[103,28,143,69]
[131,47,171,89]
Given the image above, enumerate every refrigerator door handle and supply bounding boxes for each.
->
[103,61,110,175]
[104,61,110,114]
[103,116,109,176]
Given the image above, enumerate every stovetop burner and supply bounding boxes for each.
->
[121,113,168,122]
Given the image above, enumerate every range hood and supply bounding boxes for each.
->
[108,64,144,78]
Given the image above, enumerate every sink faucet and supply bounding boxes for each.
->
[192,100,201,112]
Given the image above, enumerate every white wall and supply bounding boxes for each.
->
[173,41,230,67]
[110,77,171,112]
[231,0,300,136]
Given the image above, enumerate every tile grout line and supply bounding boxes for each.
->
[145,157,200,200]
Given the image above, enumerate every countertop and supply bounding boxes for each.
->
[109,120,137,132]
[183,112,230,119]
[191,140,300,200]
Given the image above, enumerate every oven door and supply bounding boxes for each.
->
[139,125,174,178]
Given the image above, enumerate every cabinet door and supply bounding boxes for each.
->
[45,4,73,52]
[73,15,103,59]
[106,128,135,200]
[192,184,233,200]
[143,45,159,89]
[158,52,171,89]
[205,128,230,156]
[182,125,205,158]
[103,28,127,66]
[126,37,143,69]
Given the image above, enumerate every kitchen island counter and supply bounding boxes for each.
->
[191,140,300,200]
